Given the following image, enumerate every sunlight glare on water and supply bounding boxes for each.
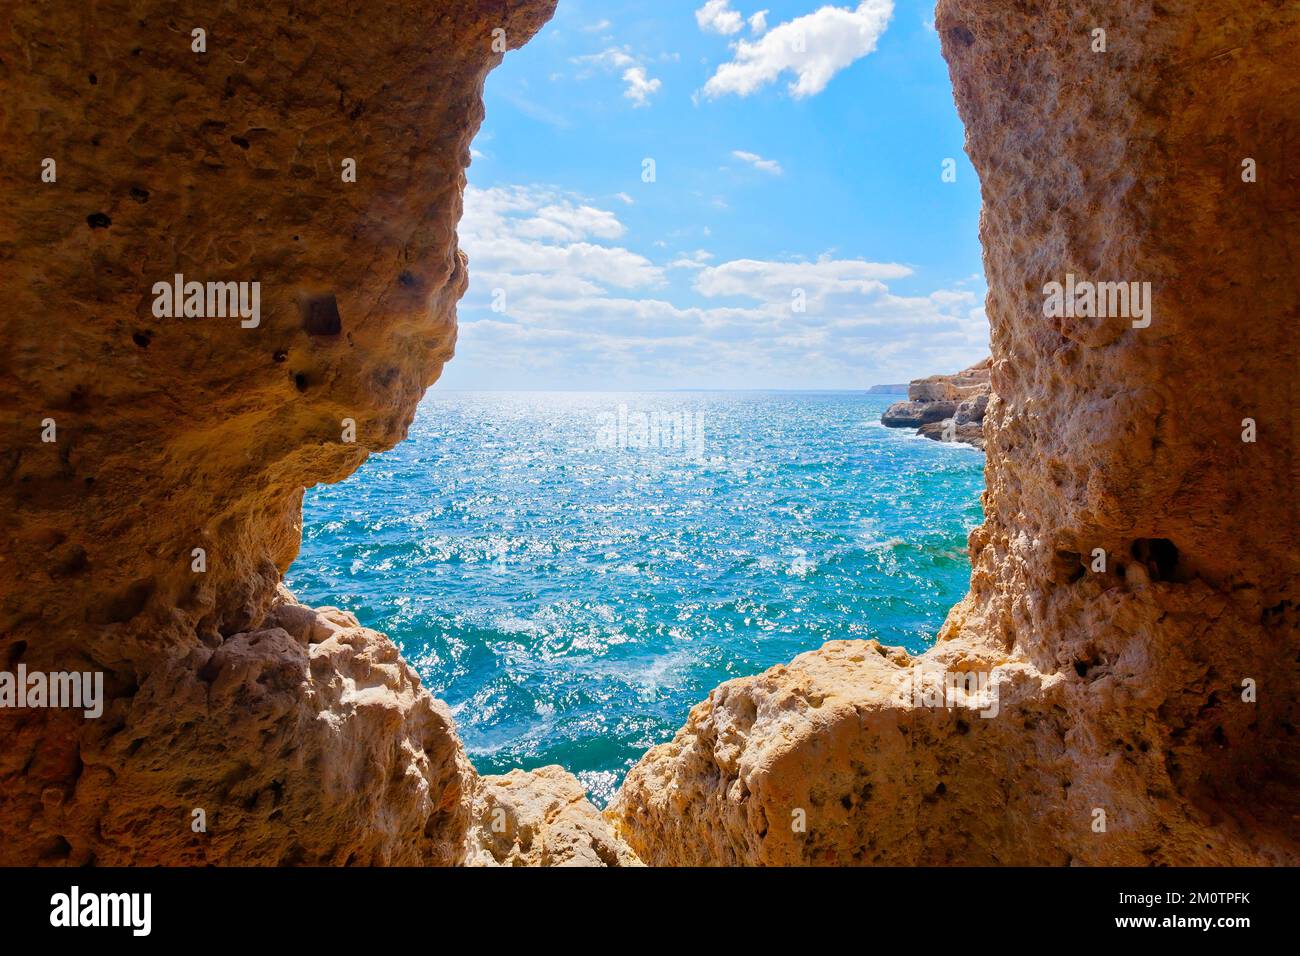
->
[287,390,984,805]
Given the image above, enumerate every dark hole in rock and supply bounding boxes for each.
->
[1131,537,1182,581]
[93,578,155,624]
[273,349,288,363]
[398,270,417,288]
[132,331,151,348]
[7,640,27,667]
[301,294,342,336]
[39,835,73,860]
[1052,549,1085,584]
[230,135,250,149]
[293,372,310,392]
[947,24,976,47]
[86,212,111,229]
[88,73,97,84]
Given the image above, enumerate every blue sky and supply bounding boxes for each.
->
[442,0,988,390]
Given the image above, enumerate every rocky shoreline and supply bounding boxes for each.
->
[880,358,990,450]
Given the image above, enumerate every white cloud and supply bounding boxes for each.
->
[614,192,635,205]
[731,149,783,175]
[461,185,663,289]
[693,256,912,308]
[451,184,989,390]
[695,0,744,35]
[583,18,613,32]
[668,250,716,269]
[571,47,661,108]
[749,10,769,34]
[571,47,636,70]
[701,0,894,99]
[622,66,661,107]
[514,203,626,242]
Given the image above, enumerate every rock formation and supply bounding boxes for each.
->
[0,0,596,866]
[881,358,990,449]
[3,0,1296,870]
[465,766,642,867]
[607,0,1300,865]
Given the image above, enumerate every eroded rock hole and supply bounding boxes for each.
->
[1131,538,1182,582]
[946,24,975,47]
[301,294,342,336]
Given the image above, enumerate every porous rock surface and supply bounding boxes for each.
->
[4,0,1297,870]
[0,0,576,865]
[607,0,1300,865]
[465,766,642,867]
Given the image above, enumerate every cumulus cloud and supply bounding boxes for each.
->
[452,184,988,389]
[749,9,769,34]
[701,0,894,99]
[570,47,636,71]
[571,47,662,107]
[461,185,663,290]
[622,66,662,107]
[731,149,783,175]
[695,0,744,35]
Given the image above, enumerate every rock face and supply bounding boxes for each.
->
[0,0,578,865]
[608,0,1300,865]
[465,767,642,867]
[5,0,1297,871]
[881,358,990,449]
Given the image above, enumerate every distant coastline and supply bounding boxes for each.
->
[880,358,990,451]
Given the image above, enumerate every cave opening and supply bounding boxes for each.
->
[284,4,990,808]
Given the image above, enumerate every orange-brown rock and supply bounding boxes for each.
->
[608,0,1300,865]
[465,766,642,867]
[0,0,561,865]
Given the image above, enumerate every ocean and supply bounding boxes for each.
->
[286,390,985,805]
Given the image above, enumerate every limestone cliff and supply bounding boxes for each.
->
[607,0,1300,865]
[0,0,614,866]
[881,358,990,450]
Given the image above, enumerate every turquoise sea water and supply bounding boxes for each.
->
[286,391,985,805]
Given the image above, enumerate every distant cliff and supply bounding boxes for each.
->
[866,383,908,394]
[880,358,991,450]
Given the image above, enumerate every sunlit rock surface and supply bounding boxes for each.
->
[882,358,990,449]
[607,0,1300,865]
[0,0,561,865]
[465,766,642,867]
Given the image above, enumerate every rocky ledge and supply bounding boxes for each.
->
[881,358,991,450]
